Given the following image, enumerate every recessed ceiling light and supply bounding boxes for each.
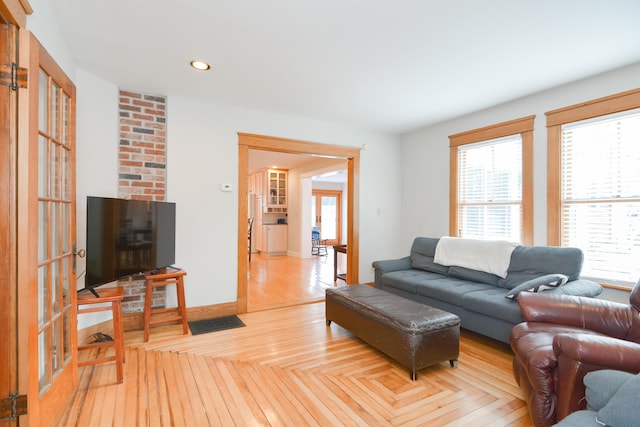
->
[190,60,211,71]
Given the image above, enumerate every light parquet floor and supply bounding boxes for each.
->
[247,248,345,312]
[59,302,533,426]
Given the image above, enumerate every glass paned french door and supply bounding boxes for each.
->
[37,67,74,393]
[24,32,78,427]
[311,190,342,246]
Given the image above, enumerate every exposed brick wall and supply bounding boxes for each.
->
[118,276,166,313]
[117,90,167,313]
[118,90,167,201]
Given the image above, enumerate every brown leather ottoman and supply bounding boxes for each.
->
[326,284,460,380]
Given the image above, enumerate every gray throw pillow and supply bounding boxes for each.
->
[596,372,640,426]
[504,273,568,300]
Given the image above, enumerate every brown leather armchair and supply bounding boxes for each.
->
[510,280,640,427]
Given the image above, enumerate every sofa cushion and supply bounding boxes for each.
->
[381,270,448,294]
[410,237,449,274]
[498,245,583,289]
[461,288,524,324]
[504,274,569,300]
[596,372,640,427]
[448,266,500,286]
[551,410,601,427]
[414,278,495,306]
[584,369,636,412]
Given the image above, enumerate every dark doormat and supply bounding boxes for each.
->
[188,315,246,335]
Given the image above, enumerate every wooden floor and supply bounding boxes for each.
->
[247,247,345,312]
[60,302,533,426]
[59,251,533,426]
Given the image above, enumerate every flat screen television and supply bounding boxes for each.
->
[83,196,176,296]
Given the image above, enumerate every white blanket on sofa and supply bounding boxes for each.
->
[434,237,517,278]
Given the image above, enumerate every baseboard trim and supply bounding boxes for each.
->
[78,301,239,343]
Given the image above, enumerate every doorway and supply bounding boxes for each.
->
[311,190,342,247]
[237,133,360,314]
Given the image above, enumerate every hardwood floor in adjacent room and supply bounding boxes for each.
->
[247,247,346,312]
[59,302,533,426]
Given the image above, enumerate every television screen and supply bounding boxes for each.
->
[84,196,176,291]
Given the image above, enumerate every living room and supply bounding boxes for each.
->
[68,39,636,311]
[22,0,636,312]
[3,0,640,425]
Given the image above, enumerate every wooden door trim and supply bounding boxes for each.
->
[0,20,19,423]
[237,133,360,313]
[0,0,32,27]
[0,2,31,422]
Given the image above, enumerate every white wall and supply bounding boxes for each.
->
[73,82,401,311]
[28,3,117,328]
[164,97,403,307]
[400,62,640,302]
[400,61,640,251]
[33,0,636,311]
[27,0,76,81]
[73,70,119,328]
[75,69,119,266]
[27,1,403,314]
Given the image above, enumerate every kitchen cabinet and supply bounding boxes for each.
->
[266,169,287,211]
[260,224,287,255]
[250,169,287,213]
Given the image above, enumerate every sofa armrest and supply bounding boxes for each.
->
[552,334,640,420]
[554,334,640,370]
[372,256,412,274]
[518,292,635,339]
[372,256,411,287]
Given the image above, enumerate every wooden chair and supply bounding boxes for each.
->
[311,226,328,256]
[143,268,188,342]
[77,287,125,383]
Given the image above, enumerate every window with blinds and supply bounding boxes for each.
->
[457,135,523,242]
[560,108,640,285]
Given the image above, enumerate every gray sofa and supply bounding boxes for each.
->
[372,237,603,343]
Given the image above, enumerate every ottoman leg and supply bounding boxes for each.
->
[410,370,417,381]
[326,319,332,326]
[450,359,458,368]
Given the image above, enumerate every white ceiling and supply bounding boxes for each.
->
[49,0,640,134]
[248,150,348,183]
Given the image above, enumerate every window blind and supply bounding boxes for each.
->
[561,108,640,285]
[457,135,522,242]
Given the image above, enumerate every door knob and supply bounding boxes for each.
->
[73,247,86,258]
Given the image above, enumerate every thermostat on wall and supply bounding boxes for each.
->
[220,183,232,192]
